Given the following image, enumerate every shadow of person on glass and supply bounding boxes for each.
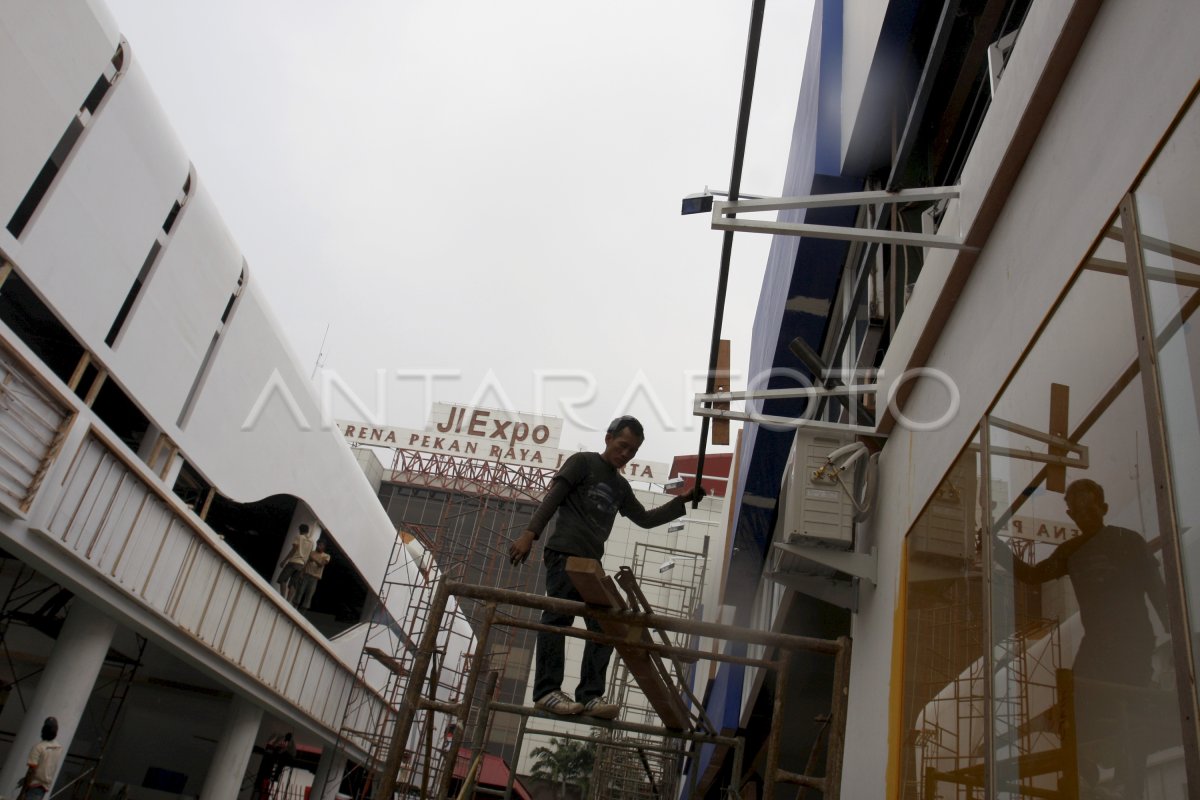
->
[1007,479,1169,800]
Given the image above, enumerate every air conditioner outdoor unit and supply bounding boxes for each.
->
[779,428,857,549]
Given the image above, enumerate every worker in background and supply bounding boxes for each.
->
[1004,479,1168,799]
[508,416,705,719]
[19,716,62,800]
[294,538,331,610]
[277,524,315,603]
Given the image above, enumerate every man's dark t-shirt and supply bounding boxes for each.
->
[1015,524,1165,682]
[529,452,686,559]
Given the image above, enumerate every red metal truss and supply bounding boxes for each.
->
[382,447,554,502]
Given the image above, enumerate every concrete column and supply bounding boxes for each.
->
[0,600,117,793]
[311,747,347,800]
[161,448,184,488]
[134,425,186,488]
[135,422,161,463]
[199,696,262,800]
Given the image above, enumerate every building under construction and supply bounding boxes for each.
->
[328,408,732,797]
[373,446,550,769]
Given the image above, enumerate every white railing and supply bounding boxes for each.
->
[42,426,392,746]
[0,343,74,515]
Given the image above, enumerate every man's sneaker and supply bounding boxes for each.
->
[582,696,620,720]
[534,690,583,716]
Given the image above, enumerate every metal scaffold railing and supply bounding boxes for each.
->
[376,572,851,800]
[323,520,476,800]
[326,443,554,798]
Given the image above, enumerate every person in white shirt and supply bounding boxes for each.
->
[20,717,62,800]
[277,524,316,602]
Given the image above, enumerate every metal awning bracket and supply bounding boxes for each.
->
[772,542,878,585]
[985,415,1089,469]
[711,186,973,251]
[693,385,887,439]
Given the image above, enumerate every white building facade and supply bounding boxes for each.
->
[0,2,470,797]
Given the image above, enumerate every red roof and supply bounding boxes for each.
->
[668,452,733,498]
[452,749,533,800]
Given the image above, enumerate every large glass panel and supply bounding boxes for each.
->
[900,439,985,799]
[1131,96,1200,699]
[985,241,1185,799]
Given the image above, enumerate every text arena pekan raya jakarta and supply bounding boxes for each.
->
[339,403,672,483]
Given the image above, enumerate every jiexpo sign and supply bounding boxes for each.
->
[427,403,562,449]
[339,404,670,483]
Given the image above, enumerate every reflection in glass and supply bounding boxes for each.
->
[898,93,1200,800]
[900,441,984,799]
[986,255,1183,799]
[1131,96,1200,702]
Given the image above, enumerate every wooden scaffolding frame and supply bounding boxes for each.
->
[374,563,852,800]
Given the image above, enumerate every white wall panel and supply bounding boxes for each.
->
[218,586,255,662]
[0,344,74,515]
[6,1,433,670]
[36,427,389,737]
[297,657,321,714]
[280,641,303,688]
[881,0,1200,540]
[198,564,239,643]
[267,628,293,691]
[179,550,222,633]
[326,673,354,727]
[845,0,1200,796]
[316,666,341,722]
[238,597,270,670]
[0,0,118,222]
[286,652,314,702]
[15,60,188,345]
[180,287,398,592]
[3,1,450,747]
[109,180,242,426]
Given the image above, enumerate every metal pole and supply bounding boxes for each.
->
[730,735,745,799]
[824,637,851,800]
[377,578,452,799]
[1120,194,1200,789]
[636,747,660,798]
[488,702,742,748]
[762,650,791,800]
[460,669,500,800]
[420,652,442,799]
[503,712,528,800]
[445,581,841,655]
[695,0,766,502]
[435,602,499,800]
[511,616,787,670]
[685,737,699,800]
[523,726,703,758]
[406,578,846,797]
[978,421,997,800]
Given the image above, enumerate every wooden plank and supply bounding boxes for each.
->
[566,557,692,730]
[1047,383,1069,493]
[365,646,409,677]
[713,339,731,445]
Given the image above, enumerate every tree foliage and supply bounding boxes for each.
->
[529,736,595,799]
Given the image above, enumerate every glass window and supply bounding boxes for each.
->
[900,91,1200,800]
[1130,96,1200,693]
[984,236,1185,798]
[900,439,985,799]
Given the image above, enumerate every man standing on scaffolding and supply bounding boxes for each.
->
[508,416,705,719]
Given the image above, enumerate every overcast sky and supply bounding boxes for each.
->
[103,0,815,466]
